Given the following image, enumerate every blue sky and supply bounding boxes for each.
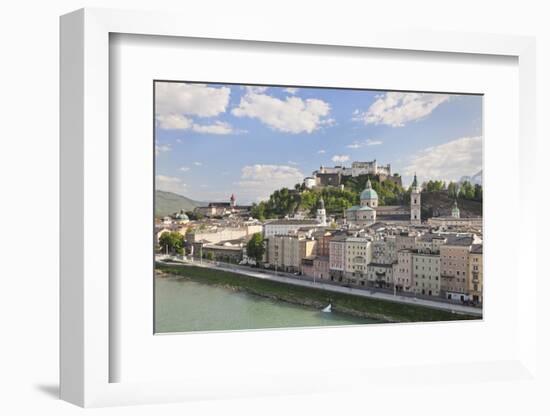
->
[155,82,482,204]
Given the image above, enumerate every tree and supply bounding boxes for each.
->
[447,181,459,198]
[474,184,483,202]
[246,233,265,266]
[459,181,475,200]
[158,231,185,255]
[186,210,204,221]
[424,180,446,193]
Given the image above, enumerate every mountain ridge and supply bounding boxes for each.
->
[155,190,203,218]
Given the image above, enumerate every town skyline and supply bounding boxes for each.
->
[155,82,482,204]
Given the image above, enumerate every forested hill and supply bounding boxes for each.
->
[249,176,482,221]
[421,191,482,218]
[155,190,202,218]
[250,175,406,220]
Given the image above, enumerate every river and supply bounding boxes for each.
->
[155,275,378,333]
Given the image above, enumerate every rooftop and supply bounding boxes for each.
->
[267,219,320,225]
[471,244,483,254]
[444,235,476,246]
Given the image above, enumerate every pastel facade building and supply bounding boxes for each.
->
[266,234,317,273]
[263,219,320,238]
[367,263,394,289]
[372,236,397,264]
[440,235,477,299]
[395,232,418,251]
[468,244,483,304]
[393,249,414,292]
[329,235,347,280]
[313,256,330,280]
[344,237,372,282]
[416,233,447,254]
[412,252,440,296]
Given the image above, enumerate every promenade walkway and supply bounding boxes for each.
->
[157,259,482,317]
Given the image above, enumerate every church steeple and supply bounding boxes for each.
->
[411,173,418,190]
[451,199,460,219]
[410,173,421,225]
[316,197,327,226]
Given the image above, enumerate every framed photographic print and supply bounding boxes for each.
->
[153,80,484,335]
[60,7,538,408]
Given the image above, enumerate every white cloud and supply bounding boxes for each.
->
[287,160,299,165]
[179,166,190,172]
[155,175,187,195]
[346,139,383,149]
[156,114,238,135]
[193,162,203,166]
[284,87,299,95]
[403,136,482,184]
[156,114,193,130]
[232,90,332,134]
[155,143,171,156]
[244,86,269,94]
[236,164,304,201]
[155,82,239,134]
[156,82,230,117]
[191,121,234,135]
[317,149,326,154]
[354,92,451,127]
[331,154,350,163]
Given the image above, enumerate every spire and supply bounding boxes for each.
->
[366,178,372,189]
[412,173,418,188]
[319,197,325,210]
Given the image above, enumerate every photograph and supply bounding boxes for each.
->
[153,81,484,333]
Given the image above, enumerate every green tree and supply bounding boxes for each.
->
[424,180,446,193]
[447,181,459,198]
[246,233,265,266]
[474,184,483,201]
[459,181,475,200]
[159,231,185,255]
[186,210,204,221]
[205,251,215,261]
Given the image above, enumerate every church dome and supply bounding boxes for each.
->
[175,211,189,221]
[360,179,378,201]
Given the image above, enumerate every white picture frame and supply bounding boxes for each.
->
[60,7,538,408]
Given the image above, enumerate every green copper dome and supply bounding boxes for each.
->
[360,179,378,201]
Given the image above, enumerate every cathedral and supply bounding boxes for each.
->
[346,175,421,227]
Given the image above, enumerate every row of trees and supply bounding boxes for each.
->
[422,180,483,202]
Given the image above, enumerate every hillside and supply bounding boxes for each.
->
[155,190,203,218]
[421,191,482,219]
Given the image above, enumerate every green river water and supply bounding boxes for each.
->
[155,275,377,333]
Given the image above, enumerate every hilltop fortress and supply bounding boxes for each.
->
[304,159,402,189]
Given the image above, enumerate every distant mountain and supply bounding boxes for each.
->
[459,170,483,186]
[155,190,203,218]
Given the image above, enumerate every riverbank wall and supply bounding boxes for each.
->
[156,264,479,323]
